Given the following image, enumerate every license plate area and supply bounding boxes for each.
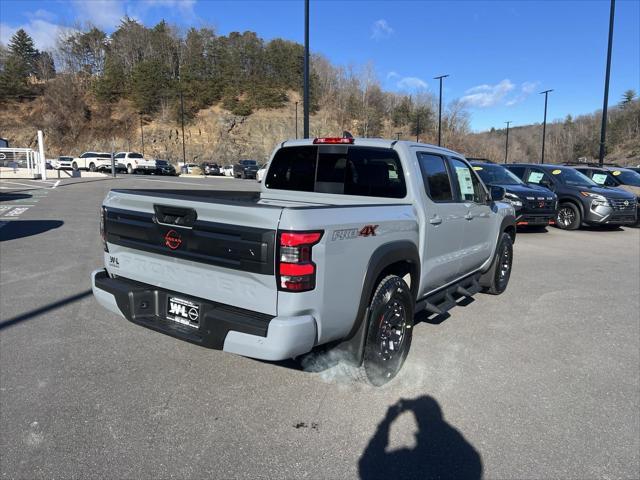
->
[166,296,200,329]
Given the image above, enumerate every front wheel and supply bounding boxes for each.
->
[127,164,133,175]
[359,275,414,386]
[483,232,513,295]
[71,161,78,170]
[89,162,96,172]
[556,203,581,230]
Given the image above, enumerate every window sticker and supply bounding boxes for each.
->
[592,173,608,185]
[473,166,483,171]
[528,171,545,183]
[551,169,562,175]
[612,170,621,176]
[455,166,475,196]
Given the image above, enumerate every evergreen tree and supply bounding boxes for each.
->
[621,89,637,107]
[8,29,38,75]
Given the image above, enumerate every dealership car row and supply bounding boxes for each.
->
[50,149,639,229]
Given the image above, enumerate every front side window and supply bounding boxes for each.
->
[417,153,454,202]
[450,158,486,203]
[526,169,554,187]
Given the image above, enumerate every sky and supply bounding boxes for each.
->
[0,0,638,132]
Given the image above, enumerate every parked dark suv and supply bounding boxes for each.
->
[566,164,640,226]
[470,160,557,227]
[233,159,260,179]
[505,163,637,230]
[200,162,222,176]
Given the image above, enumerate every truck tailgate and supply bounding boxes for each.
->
[103,190,283,315]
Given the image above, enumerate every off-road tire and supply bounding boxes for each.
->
[484,232,513,295]
[345,275,414,386]
[556,202,581,230]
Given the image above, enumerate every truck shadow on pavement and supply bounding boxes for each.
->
[359,395,483,480]
[0,220,63,241]
[0,193,32,202]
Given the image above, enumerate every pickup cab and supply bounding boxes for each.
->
[114,152,155,174]
[92,137,516,385]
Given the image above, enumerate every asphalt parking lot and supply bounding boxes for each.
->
[1,174,639,479]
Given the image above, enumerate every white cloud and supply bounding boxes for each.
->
[396,76,428,91]
[371,19,393,40]
[461,79,515,108]
[386,71,399,80]
[521,81,539,95]
[72,0,126,29]
[0,18,75,51]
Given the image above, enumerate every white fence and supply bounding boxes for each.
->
[0,147,43,179]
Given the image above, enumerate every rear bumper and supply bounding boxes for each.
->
[91,269,316,361]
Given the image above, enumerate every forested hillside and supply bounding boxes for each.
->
[0,19,638,165]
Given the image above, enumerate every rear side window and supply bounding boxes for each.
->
[450,158,487,203]
[265,146,406,198]
[417,153,454,202]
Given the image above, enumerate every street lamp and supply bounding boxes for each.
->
[295,101,299,139]
[179,85,187,173]
[599,0,616,166]
[416,114,420,142]
[303,0,310,138]
[504,121,512,164]
[434,74,449,146]
[539,89,553,164]
[139,114,145,157]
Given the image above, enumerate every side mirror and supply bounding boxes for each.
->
[490,185,505,201]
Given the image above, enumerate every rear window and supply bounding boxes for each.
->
[97,153,112,159]
[128,153,143,159]
[265,146,406,198]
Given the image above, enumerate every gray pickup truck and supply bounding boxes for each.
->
[92,137,516,385]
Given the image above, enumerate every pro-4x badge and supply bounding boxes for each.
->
[164,229,182,250]
[359,225,379,237]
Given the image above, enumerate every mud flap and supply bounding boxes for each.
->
[332,307,371,367]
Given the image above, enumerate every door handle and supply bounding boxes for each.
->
[464,213,473,220]
[429,216,442,225]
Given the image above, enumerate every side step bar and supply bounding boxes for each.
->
[416,274,482,317]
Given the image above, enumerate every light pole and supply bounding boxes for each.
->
[540,89,553,164]
[395,132,402,140]
[139,114,145,156]
[295,101,299,139]
[179,87,187,172]
[416,114,420,142]
[303,0,310,138]
[504,121,512,164]
[434,74,449,146]
[599,0,615,166]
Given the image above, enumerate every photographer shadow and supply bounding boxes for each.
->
[359,395,482,480]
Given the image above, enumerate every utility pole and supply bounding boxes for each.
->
[295,101,299,139]
[395,132,402,140]
[303,0,310,138]
[434,74,449,146]
[139,114,145,156]
[179,88,187,172]
[416,114,420,142]
[599,0,616,166]
[540,89,553,164]
[504,121,512,164]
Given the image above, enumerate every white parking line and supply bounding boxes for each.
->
[0,181,44,189]
[52,180,60,189]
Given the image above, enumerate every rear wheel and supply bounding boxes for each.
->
[556,203,581,230]
[71,161,78,170]
[355,275,414,386]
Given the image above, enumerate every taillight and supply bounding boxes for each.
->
[99,207,108,252]
[313,137,354,144]
[277,231,322,292]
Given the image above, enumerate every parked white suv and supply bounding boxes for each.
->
[72,152,113,171]
[115,152,155,174]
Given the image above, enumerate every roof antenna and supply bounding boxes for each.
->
[342,130,353,139]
